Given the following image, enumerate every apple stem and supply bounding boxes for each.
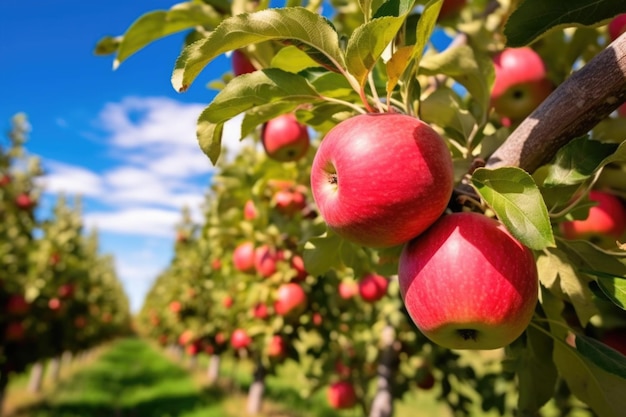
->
[457,329,478,341]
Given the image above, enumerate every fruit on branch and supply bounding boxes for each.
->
[169,300,182,314]
[244,199,258,220]
[0,174,11,187]
[252,302,269,319]
[74,316,87,329]
[233,241,256,273]
[15,193,35,210]
[254,244,280,278]
[608,14,626,41]
[559,190,626,244]
[5,321,25,342]
[416,365,436,390]
[358,273,389,303]
[338,280,358,299]
[491,47,553,124]
[231,328,252,349]
[262,113,310,162]
[327,380,357,409]
[58,283,75,299]
[311,113,454,248]
[274,282,307,317]
[232,49,256,76]
[273,187,307,216]
[290,254,308,281]
[6,294,29,315]
[438,0,467,20]
[223,295,234,309]
[600,328,626,356]
[48,298,61,311]
[266,334,288,358]
[179,329,194,346]
[398,212,538,350]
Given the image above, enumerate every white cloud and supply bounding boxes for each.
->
[84,207,183,237]
[40,161,104,197]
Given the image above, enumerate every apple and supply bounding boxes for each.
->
[49,252,61,266]
[261,113,310,162]
[179,329,194,346]
[560,190,626,244]
[5,321,25,342]
[600,328,626,356]
[416,366,436,390]
[312,312,323,326]
[358,273,389,303]
[274,282,307,317]
[491,47,553,123]
[169,300,182,314]
[334,360,351,379]
[338,280,358,299]
[327,380,357,409]
[6,294,29,315]
[48,298,61,311]
[243,199,258,220]
[232,49,256,76]
[223,295,234,309]
[254,245,280,278]
[15,193,35,210]
[310,113,454,248]
[290,255,308,281]
[215,332,227,345]
[0,174,11,187]
[273,188,307,216]
[74,316,87,329]
[230,328,252,350]
[252,302,269,319]
[618,103,626,118]
[398,212,538,350]
[186,343,199,356]
[233,241,256,273]
[438,0,466,20]
[266,334,288,358]
[211,258,222,270]
[58,283,75,299]
[608,14,626,41]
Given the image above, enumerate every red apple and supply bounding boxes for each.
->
[327,381,357,409]
[338,280,358,299]
[58,283,75,299]
[358,274,389,302]
[608,14,626,41]
[273,189,307,216]
[179,329,194,346]
[261,113,310,162]
[618,103,626,118]
[5,321,25,342]
[169,300,182,314]
[0,174,11,187]
[232,49,256,76]
[600,328,626,356]
[211,258,222,270]
[15,193,35,210]
[233,241,256,273]
[6,294,29,315]
[48,298,61,311]
[491,47,553,123]
[230,328,252,349]
[215,332,227,345]
[49,252,61,266]
[290,255,308,281]
[252,302,269,319]
[266,334,288,358]
[334,360,351,379]
[274,282,307,317]
[223,295,234,309]
[310,113,454,248]
[243,199,258,220]
[312,312,323,326]
[398,212,538,350]
[560,190,626,243]
[254,245,279,278]
[438,0,466,20]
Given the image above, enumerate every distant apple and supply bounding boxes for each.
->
[327,381,357,409]
[169,300,182,314]
[416,366,436,390]
[334,360,351,379]
[179,329,195,346]
[215,332,227,345]
[266,334,288,358]
[232,49,256,76]
[338,280,358,299]
[243,199,258,220]
[15,193,35,210]
[491,47,552,123]
[254,245,280,278]
[48,298,61,311]
[310,113,454,248]
[211,258,222,270]
[290,255,308,282]
[274,282,307,317]
[608,14,626,41]
[230,328,252,350]
[5,321,25,342]
[252,302,269,319]
[0,174,11,187]
[560,190,626,244]
[262,113,310,162]
[312,312,323,326]
[399,212,538,350]
[6,294,29,315]
[49,252,61,266]
[358,274,389,303]
[74,316,87,329]
[600,328,626,356]
[273,188,307,216]
[233,241,256,273]
[58,283,75,299]
[223,295,234,309]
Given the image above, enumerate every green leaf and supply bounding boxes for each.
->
[420,87,476,140]
[579,269,626,310]
[505,0,626,47]
[270,45,321,73]
[345,15,410,88]
[420,44,494,121]
[94,36,121,56]
[575,333,626,379]
[172,7,345,92]
[471,167,555,250]
[544,137,618,187]
[196,68,322,164]
[112,2,223,69]
[303,232,344,276]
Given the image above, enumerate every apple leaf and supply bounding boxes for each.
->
[196,69,322,164]
[270,45,321,73]
[543,137,618,187]
[420,87,476,140]
[504,0,626,47]
[240,102,300,139]
[303,232,345,277]
[471,167,555,250]
[110,2,223,69]
[575,333,626,379]
[345,15,409,88]
[578,269,626,311]
[172,7,345,92]
[420,44,494,121]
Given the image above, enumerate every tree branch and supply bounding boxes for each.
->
[486,32,626,173]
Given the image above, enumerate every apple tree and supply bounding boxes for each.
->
[99,0,626,416]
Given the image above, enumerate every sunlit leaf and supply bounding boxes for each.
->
[471,167,555,250]
[575,333,626,379]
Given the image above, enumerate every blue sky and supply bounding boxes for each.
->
[1,0,246,312]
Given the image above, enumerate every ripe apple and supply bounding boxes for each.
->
[243,199,258,220]
[211,258,222,270]
[310,113,454,248]
[232,49,256,76]
[223,295,234,309]
[491,47,553,123]
[600,328,626,356]
[290,255,308,281]
[312,312,323,326]
[169,300,182,314]
[179,329,194,346]
[358,274,389,303]
[48,298,61,311]
[398,212,538,350]
[15,193,35,210]
[233,241,256,273]
[327,380,357,409]
[438,0,466,20]
[49,252,61,266]
[608,14,626,41]
[261,113,310,162]
[560,190,626,244]
[215,332,227,345]
[186,342,200,356]
[338,280,358,299]
[6,294,29,315]
[252,302,269,319]
[5,321,25,342]
[254,245,280,278]
[74,316,87,329]
[58,283,75,299]
[273,188,307,216]
[0,174,11,187]
[230,328,252,350]
[274,282,307,317]
[266,334,288,358]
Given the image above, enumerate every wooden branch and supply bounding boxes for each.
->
[486,32,626,173]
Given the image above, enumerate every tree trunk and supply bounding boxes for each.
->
[207,355,221,385]
[48,356,61,383]
[369,325,397,417]
[246,360,266,416]
[28,361,45,394]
